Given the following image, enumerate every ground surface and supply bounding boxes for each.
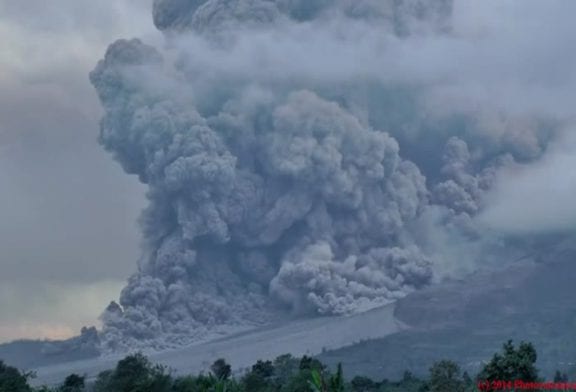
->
[30,303,402,386]
[319,249,576,380]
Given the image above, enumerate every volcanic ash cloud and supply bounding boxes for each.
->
[90,0,555,351]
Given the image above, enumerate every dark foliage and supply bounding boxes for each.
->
[2,339,572,392]
[92,352,172,392]
[0,360,33,392]
[210,359,231,381]
[427,360,466,392]
[59,373,85,392]
[554,370,568,383]
[478,340,539,383]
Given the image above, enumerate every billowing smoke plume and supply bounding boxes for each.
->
[90,0,562,351]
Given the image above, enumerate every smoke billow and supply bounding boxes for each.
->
[89,0,568,351]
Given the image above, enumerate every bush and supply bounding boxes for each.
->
[0,360,33,392]
[478,340,539,383]
[92,352,172,392]
[59,373,85,392]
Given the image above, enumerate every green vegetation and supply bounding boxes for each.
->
[0,340,570,391]
[478,340,539,383]
[0,360,34,392]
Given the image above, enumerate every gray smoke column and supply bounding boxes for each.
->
[89,0,551,352]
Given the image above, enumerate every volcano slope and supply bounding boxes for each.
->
[30,302,402,386]
[28,245,576,386]
[319,247,576,379]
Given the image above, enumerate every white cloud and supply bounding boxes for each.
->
[479,131,576,234]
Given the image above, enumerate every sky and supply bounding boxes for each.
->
[0,0,158,343]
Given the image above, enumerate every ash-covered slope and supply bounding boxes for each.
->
[31,303,402,387]
[30,245,576,386]
[319,245,576,379]
[0,328,99,370]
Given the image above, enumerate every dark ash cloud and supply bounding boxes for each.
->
[54,0,576,351]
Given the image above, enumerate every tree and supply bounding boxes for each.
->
[92,370,113,392]
[273,354,299,386]
[300,356,325,372]
[211,359,232,381]
[93,353,172,392]
[251,360,275,379]
[478,340,539,386]
[308,368,326,392]
[279,356,326,392]
[172,374,215,392]
[462,371,476,392]
[428,360,465,392]
[328,363,345,392]
[59,373,85,392]
[242,360,275,391]
[0,360,33,392]
[554,370,568,382]
[383,371,426,392]
[109,352,154,391]
[351,375,379,391]
[307,362,345,392]
[35,387,55,392]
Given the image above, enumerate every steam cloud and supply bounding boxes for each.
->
[89,0,566,351]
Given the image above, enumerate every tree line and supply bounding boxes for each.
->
[0,340,568,391]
